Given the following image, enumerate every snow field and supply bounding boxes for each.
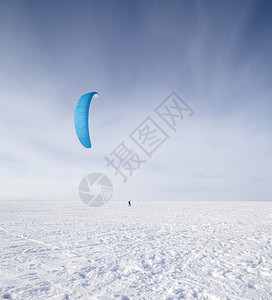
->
[0,201,272,299]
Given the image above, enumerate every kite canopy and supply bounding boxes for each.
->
[74,92,98,148]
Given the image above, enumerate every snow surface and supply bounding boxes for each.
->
[0,201,272,299]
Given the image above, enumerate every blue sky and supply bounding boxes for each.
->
[0,0,271,202]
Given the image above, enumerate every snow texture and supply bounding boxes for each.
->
[0,201,272,299]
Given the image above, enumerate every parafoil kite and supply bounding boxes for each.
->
[74,92,98,148]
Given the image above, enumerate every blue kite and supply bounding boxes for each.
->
[74,92,98,148]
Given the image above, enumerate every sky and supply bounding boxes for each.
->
[0,0,271,202]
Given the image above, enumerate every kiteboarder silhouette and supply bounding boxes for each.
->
[128,201,131,206]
